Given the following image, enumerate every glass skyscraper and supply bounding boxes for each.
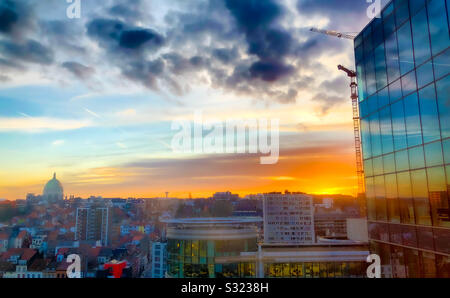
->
[355,0,449,277]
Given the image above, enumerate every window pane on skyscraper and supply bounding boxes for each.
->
[375,43,388,90]
[427,0,450,56]
[386,32,401,83]
[420,252,437,278]
[375,175,388,220]
[380,106,394,154]
[384,153,396,173]
[389,79,403,103]
[397,21,415,75]
[395,149,410,171]
[435,76,450,139]
[443,138,450,164]
[410,0,426,17]
[370,113,383,157]
[366,53,377,96]
[401,71,417,96]
[365,158,374,177]
[397,171,415,224]
[386,173,401,223]
[433,48,450,80]
[366,177,376,220]
[427,166,450,228]
[436,255,450,277]
[411,169,432,225]
[378,86,390,109]
[396,0,410,27]
[434,229,450,254]
[404,249,421,278]
[416,61,434,88]
[384,12,396,39]
[408,146,425,169]
[404,93,423,147]
[419,83,442,143]
[424,141,444,167]
[391,246,407,278]
[357,63,367,101]
[361,117,373,159]
[417,227,435,250]
[373,156,384,175]
[411,9,432,66]
[392,100,408,150]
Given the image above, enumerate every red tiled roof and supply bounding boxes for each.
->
[17,230,28,239]
[56,261,70,271]
[89,247,102,257]
[132,235,144,242]
[47,230,59,241]
[1,248,36,262]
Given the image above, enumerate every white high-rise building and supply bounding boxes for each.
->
[263,193,315,244]
[151,242,167,278]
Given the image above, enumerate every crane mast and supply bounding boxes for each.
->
[310,28,365,214]
[337,65,365,197]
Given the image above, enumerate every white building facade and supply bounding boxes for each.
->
[263,193,315,244]
[151,242,167,278]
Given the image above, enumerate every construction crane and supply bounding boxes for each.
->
[337,65,364,196]
[309,28,356,40]
[310,28,365,215]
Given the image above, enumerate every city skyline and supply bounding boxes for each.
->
[0,0,390,200]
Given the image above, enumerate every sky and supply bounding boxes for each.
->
[0,0,389,200]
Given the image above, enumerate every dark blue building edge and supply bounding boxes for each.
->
[355,0,450,277]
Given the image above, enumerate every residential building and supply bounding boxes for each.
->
[263,193,315,244]
[30,234,47,253]
[314,212,349,238]
[151,241,167,278]
[0,232,9,253]
[76,205,112,246]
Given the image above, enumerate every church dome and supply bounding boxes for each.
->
[43,173,64,202]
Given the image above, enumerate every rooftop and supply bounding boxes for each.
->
[162,217,263,225]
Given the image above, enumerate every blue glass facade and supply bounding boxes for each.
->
[355,0,450,277]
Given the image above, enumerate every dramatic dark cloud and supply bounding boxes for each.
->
[85,17,168,89]
[212,47,238,64]
[108,0,152,24]
[224,0,294,82]
[319,76,349,96]
[249,60,294,82]
[39,20,86,54]
[109,4,141,21]
[312,92,346,115]
[0,0,368,109]
[120,58,165,89]
[0,57,24,70]
[119,29,164,49]
[62,62,95,80]
[86,18,165,53]
[0,0,19,34]
[0,0,35,38]
[0,39,53,65]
